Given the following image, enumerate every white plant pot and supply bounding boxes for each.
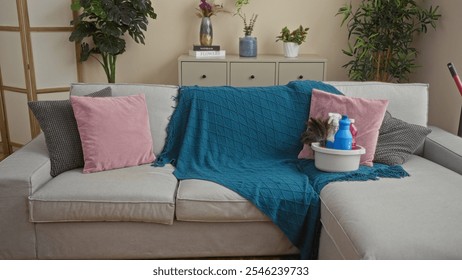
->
[283,42,300,58]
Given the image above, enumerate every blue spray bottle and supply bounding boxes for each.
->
[333,115,353,150]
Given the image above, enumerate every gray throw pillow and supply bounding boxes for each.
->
[28,87,112,176]
[374,111,432,165]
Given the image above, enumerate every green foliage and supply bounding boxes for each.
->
[275,25,309,45]
[69,0,157,83]
[234,0,256,36]
[337,0,441,82]
[235,0,250,14]
[239,13,257,36]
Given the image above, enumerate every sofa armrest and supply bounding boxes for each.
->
[0,134,52,259]
[423,126,462,175]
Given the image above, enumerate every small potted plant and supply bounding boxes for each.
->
[235,0,258,57]
[276,25,309,58]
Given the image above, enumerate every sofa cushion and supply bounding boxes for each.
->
[71,94,155,173]
[319,155,462,259]
[374,111,432,165]
[28,87,112,177]
[326,81,429,126]
[176,179,270,222]
[28,164,177,225]
[70,83,178,156]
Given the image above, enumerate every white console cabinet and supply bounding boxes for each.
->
[178,54,327,86]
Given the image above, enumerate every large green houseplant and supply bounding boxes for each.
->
[69,0,157,83]
[337,0,440,82]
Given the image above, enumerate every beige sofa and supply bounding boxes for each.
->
[0,82,461,259]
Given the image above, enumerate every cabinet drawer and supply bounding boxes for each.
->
[181,62,227,86]
[230,62,276,86]
[278,62,325,84]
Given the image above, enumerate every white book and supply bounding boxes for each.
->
[189,50,226,58]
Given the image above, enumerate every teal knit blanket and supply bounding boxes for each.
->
[154,81,408,259]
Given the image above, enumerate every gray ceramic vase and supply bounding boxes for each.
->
[200,17,213,46]
[239,36,257,57]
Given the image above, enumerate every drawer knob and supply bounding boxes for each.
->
[201,74,207,79]
[250,75,255,79]
[298,75,304,80]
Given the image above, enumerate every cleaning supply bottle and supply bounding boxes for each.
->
[326,113,342,148]
[350,118,358,149]
[333,115,353,150]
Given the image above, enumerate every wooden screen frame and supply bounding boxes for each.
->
[0,67,11,156]
[22,0,82,137]
[0,0,81,156]
[0,0,31,152]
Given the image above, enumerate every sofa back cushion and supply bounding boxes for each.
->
[326,82,429,126]
[70,83,178,156]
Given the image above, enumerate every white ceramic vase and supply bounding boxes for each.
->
[283,42,300,58]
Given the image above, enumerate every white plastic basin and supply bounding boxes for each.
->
[311,142,366,172]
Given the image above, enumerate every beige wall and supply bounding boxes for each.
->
[411,0,462,135]
[80,0,353,84]
[5,0,459,143]
[80,0,462,134]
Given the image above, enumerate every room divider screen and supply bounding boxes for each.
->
[0,0,81,157]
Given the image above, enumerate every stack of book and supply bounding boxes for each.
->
[189,45,225,58]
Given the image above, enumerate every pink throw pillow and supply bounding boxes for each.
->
[71,94,155,173]
[298,89,388,166]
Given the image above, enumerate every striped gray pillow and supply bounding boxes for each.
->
[374,111,431,165]
[28,87,112,176]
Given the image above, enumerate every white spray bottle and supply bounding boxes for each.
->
[326,112,342,148]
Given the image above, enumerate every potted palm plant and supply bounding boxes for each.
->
[337,0,441,82]
[276,25,309,58]
[69,0,157,83]
[235,0,258,57]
